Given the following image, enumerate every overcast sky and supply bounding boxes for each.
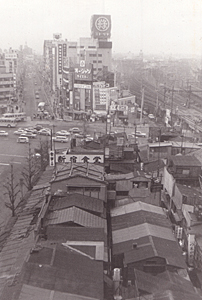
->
[1,0,202,56]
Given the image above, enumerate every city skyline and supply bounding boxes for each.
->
[1,0,202,57]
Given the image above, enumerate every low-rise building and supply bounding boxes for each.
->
[110,201,188,285]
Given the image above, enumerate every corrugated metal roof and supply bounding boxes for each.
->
[0,167,53,298]
[50,193,104,214]
[111,201,165,217]
[170,155,201,166]
[45,206,107,231]
[112,223,175,245]
[51,163,105,182]
[18,284,100,300]
[112,210,171,231]
[105,172,134,181]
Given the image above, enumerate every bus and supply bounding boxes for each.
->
[2,112,27,122]
[0,117,17,127]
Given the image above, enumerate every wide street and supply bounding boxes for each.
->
[0,61,150,230]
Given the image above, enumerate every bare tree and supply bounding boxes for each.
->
[21,142,41,191]
[38,139,49,171]
[3,164,20,217]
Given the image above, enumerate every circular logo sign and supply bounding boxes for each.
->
[95,17,110,31]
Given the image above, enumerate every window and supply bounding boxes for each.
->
[98,60,102,63]
[98,54,102,57]
[93,60,97,63]
[116,191,128,196]
[85,187,100,192]
[98,68,102,71]
[68,186,83,193]
[108,182,116,190]
[88,46,96,49]
[182,169,190,175]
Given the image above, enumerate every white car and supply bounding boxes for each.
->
[20,132,36,138]
[0,130,8,136]
[56,130,71,136]
[38,128,51,136]
[135,131,146,138]
[14,129,27,135]
[52,136,69,143]
[69,127,80,133]
[148,114,155,119]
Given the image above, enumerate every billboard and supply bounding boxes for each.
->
[91,15,111,39]
[56,153,104,164]
[74,61,93,81]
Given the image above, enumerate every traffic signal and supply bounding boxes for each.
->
[49,150,55,166]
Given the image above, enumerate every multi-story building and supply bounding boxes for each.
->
[0,50,18,113]
[43,35,77,93]
[44,15,114,115]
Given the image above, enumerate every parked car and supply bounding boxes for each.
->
[0,130,8,136]
[38,128,51,136]
[24,127,38,134]
[148,114,155,119]
[17,136,29,143]
[20,132,36,138]
[69,127,80,133]
[34,124,44,131]
[135,131,146,138]
[52,136,69,143]
[56,130,70,136]
[14,129,27,135]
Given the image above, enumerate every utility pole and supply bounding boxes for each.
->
[140,86,144,124]
[157,129,161,178]
[171,86,174,127]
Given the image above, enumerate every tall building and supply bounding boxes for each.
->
[0,49,18,113]
[43,15,114,115]
[43,35,77,93]
[72,15,113,114]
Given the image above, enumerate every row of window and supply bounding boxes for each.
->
[89,54,102,57]
[93,60,102,63]
[93,68,102,71]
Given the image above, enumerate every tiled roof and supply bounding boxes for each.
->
[152,289,202,300]
[50,193,104,214]
[17,284,98,300]
[120,236,187,269]
[186,148,202,164]
[170,155,201,167]
[22,244,104,299]
[134,269,198,297]
[45,206,107,232]
[46,226,107,244]
[176,184,202,205]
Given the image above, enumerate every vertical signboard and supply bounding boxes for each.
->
[187,234,195,266]
[58,44,62,74]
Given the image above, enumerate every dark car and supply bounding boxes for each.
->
[34,124,43,131]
